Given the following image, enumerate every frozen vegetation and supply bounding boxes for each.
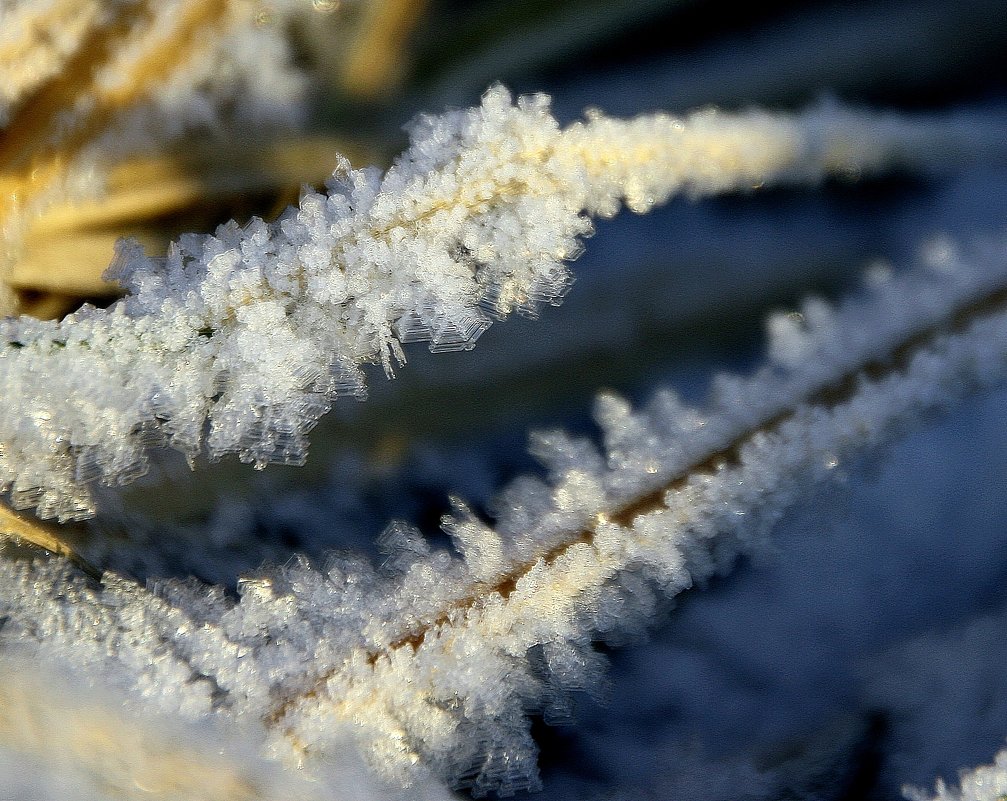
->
[2,2,1007,799]
[3,87,995,521]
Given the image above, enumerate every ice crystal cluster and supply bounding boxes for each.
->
[0,86,997,521]
[906,751,1007,801]
[3,225,1007,795]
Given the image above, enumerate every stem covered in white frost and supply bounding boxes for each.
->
[4,234,1007,796]
[0,85,999,520]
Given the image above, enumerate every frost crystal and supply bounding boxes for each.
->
[906,749,1007,801]
[3,234,1007,796]
[0,86,998,520]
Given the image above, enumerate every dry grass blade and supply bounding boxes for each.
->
[0,502,99,579]
[335,0,429,99]
[7,135,368,300]
[0,0,230,172]
[0,0,105,118]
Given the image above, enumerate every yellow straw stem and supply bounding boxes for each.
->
[0,502,100,579]
[339,0,428,99]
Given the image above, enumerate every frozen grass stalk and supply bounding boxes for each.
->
[1,77,1007,797]
[4,232,1007,796]
[0,85,1000,521]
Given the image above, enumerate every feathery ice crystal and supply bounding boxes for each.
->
[0,86,999,521]
[4,233,1007,796]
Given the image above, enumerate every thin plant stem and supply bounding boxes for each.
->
[0,502,100,580]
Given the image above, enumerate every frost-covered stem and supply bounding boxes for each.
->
[383,284,1007,658]
[262,240,1007,790]
[1,87,1001,521]
[505,294,999,626]
[3,239,1007,796]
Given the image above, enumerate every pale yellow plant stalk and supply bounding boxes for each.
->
[0,0,334,318]
[0,0,227,309]
[8,135,368,299]
[337,0,429,99]
[0,0,227,220]
[0,503,98,579]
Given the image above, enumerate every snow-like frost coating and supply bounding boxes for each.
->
[906,749,1007,801]
[3,235,1007,795]
[0,86,999,520]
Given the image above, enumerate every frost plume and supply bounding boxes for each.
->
[0,86,998,520]
[4,235,1007,795]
